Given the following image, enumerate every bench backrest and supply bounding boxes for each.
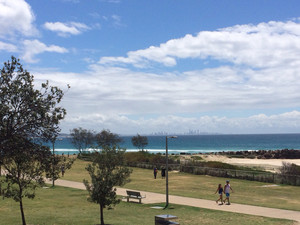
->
[126,190,141,197]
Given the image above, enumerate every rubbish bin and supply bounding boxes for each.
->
[155,214,179,225]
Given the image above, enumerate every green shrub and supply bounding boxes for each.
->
[280,162,300,176]
[124,151,179,167]
[77,152,93,161]
[191,155,203,161]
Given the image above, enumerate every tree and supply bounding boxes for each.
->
[279,162,300,185]
[70,127,95,154]
[84,147,132,225]
[280,162,300,175]
[95,129,122,148]
[131,134,148,151]
[46,153,74,187]
[1,138,51,225]
[0,56,67,225]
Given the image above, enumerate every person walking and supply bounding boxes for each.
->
[161,167,166,179]
[215,184,223,204]
[153,167,158,179]
[223,180,233,205]
[61,164,65,177]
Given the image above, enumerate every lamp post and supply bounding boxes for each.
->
[164,135,177,209]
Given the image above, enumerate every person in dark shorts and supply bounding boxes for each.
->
[215,183,223,204]
[161,167,166,178]
[153,167,158,179]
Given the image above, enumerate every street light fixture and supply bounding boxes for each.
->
[164,135,177,209]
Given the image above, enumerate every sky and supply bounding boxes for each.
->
[1,0,300,135]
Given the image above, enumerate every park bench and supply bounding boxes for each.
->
[126,190,146,203]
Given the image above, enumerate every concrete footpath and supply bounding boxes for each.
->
[47,179,300,223]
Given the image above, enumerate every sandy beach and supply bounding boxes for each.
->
[200,155,300,172]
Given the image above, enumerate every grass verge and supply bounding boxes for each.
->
[62,159,300,211]
[0,185,294,225]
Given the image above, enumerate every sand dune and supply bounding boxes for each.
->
[200,155,300,172]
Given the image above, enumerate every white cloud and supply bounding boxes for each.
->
[101,0,121,3]
[61,0,80,3]
[89,12,101,19]
[59,111,300,135]
[30,17,300,134]
[111,14,125,28]
[99,19,300,68]
[22,39,68,63]
[33,58,300,134]
[43,22,90,37]
[0,0,37,38]
[0,41,17,52]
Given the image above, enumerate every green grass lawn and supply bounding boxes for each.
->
[62,159,300,211]
[0,185,294,225]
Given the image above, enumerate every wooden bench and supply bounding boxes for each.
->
[126,190,146,203]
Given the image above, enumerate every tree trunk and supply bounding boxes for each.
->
[19,198,26,225]
[52,142,55,187]
[18,181,26,225]
[100,203,104,225]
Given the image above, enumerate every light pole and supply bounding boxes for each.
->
[164,135,177,209]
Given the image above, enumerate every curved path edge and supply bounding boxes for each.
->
[46,179,300,223]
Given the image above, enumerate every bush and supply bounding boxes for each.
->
[280,162,300,175]
[77,152,93,161]
[124,151,178,167]
[191,156,203,161]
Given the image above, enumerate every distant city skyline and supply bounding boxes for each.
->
[1,0,300,135]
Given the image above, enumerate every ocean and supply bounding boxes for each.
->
[51,133,300,155]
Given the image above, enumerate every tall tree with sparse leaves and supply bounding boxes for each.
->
[70,127,95,154]
[0,56,67,225]
[95,129,122,149]
[84,146,132,225]
[131,134,148,151]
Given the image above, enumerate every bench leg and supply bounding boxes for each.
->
[139,198,141,204]
[127,196,129,202]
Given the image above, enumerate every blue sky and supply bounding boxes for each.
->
[1,0,300,135]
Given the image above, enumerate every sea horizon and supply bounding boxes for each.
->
[51,133,300,155]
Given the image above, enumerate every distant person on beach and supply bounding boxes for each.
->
[61,164,65,177]
[161,167,166,178]
[215,184,223,204]
[223,180,233,205]
[154,167,158,179]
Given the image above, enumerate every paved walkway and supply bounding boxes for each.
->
[46,179,300,223]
